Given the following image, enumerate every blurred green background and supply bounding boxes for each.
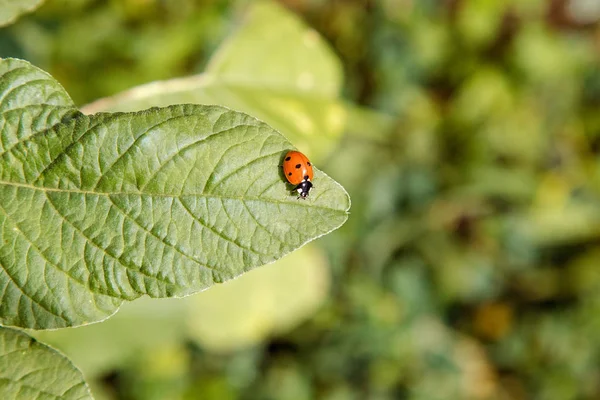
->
[4,0,600,399]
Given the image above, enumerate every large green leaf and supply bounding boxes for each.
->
[0,58,350,329]
[0,0,44,27]
[0,326,92,399]
[81,1,345,162]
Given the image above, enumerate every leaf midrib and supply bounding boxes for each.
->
[0,180,348,212]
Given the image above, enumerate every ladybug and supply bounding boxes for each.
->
[282,150,314,199]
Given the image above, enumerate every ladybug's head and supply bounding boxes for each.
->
[296,180,313,199]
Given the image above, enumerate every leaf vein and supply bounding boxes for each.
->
[43,192,181,296]
[28,116,104,185]
[202,131,260,192]
[0,71,52,104]
[0,107,79,160]
[106,195,214,272]
[241,200,287,248]
[0,204,71,323]
[138,122,254,192]
[176,197,265,259]
[0,180,348,212]
[92,114,195,190]
[208,150,283,193]
[0,377,78,400]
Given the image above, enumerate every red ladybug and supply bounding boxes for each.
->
[282,150,314,198]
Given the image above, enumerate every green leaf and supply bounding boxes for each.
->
[34,244,330,372]
[0,326,93,399]
[0,58,350,330]
[81,1,346,162]
[0,0,44,27]
[206,1,342,98]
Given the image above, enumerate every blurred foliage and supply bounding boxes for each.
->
[0,0,44,27]
[4,0,600,399]
[80,1,346,162]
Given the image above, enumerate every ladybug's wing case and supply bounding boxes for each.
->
[283,151,314,185]
[283,154,299,185]
[283,151,301,185]
[302,154,314,181]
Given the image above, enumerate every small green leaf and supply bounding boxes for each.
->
[0,58,350,329]
[0,0,44,27]
[81,1,346,162]
[0,326,93,399]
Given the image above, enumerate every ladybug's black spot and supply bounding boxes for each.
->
[304,175,309,180]
[288,172,292,176]
[285,157,291,161]
[307,162,311,166]
[295,164,301,169]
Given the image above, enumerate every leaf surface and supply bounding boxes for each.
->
[0,58,350,329]
[0,326,93,399]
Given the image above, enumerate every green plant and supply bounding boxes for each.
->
[0,2,351,397]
